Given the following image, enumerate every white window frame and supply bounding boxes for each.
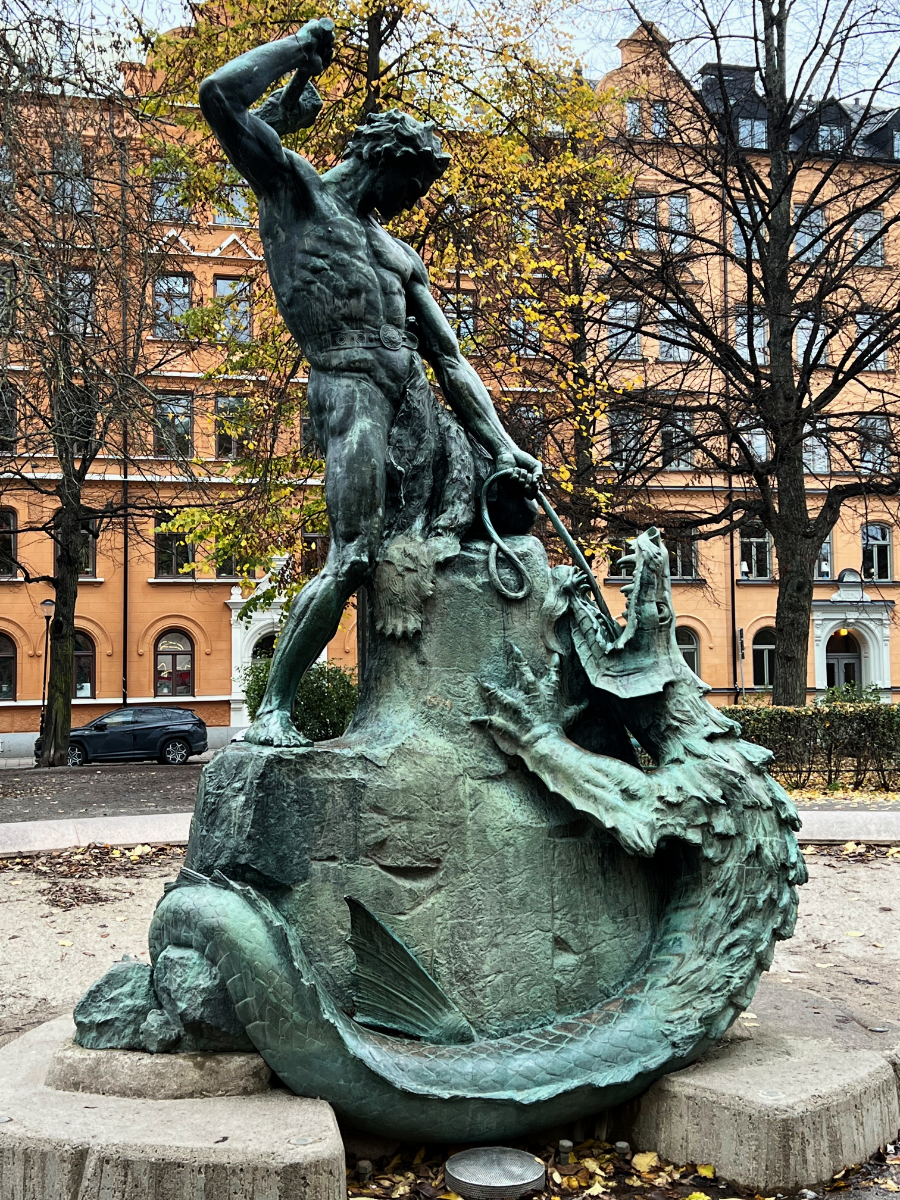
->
[739,521,771,579]
[794,204,824,262]
[862,523,892,581]
[607,300,642,361]
[660,411,694,469]
[854,211,885,266]
[735,307,768,363]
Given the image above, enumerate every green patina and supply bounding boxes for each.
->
[73,19,806,1141]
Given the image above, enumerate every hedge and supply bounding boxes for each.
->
[241,659,358,741]
[721,702,900,788]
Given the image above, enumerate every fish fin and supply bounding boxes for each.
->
[346,896,474,1044]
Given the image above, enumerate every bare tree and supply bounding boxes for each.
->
[592,5,900,704]
[0,6,215,764]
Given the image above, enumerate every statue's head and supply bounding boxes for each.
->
[346,110,451,219]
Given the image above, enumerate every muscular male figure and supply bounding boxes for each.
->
[199,18,541,747]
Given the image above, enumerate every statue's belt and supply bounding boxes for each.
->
[305,325,419,355]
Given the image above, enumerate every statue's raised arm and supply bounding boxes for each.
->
[198,18,335,198]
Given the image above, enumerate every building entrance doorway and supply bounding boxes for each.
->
[826,631,862,688]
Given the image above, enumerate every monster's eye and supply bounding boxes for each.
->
[657,602,673,624]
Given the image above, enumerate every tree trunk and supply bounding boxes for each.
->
[771,546,814,706]
[40,508,80,767]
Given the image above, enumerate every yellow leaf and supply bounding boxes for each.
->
[632,1152,659,1172]
[58,940,73,947]
[845,931,864,937]
[697,1165,716,1179]
[686,1192,711,1200]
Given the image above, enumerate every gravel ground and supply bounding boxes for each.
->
[0,763,202,823]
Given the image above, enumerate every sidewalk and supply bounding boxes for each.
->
[0,752,214,770]
[1,805,900,858]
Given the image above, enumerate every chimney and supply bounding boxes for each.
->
[617,23,671,68]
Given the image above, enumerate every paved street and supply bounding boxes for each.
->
[0,764,203,823]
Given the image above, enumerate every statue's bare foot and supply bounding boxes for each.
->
[244,710,312,748]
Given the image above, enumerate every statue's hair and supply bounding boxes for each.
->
[346,110,451,180]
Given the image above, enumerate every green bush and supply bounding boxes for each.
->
[241,659,358,741]
[722,702,900,788]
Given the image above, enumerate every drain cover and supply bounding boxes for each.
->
[445,1147,546,1200]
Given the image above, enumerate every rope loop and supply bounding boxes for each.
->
[480,471,532,602]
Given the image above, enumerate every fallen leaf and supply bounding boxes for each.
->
[551,1169,563,1185]
[685,1192,711,1200]
[57,939,72,947]
[845,931,864,937]
[632,1153,659,1173]
[697,1165,716,1179]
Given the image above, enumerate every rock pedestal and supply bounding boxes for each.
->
[187,538,659,1038]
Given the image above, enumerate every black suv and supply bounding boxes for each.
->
[34,706,208,766]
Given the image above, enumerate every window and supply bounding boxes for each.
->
[668,194,690,254]
[608,407,644,469]
[0,386,15,453]
[73,631,95,698]
[215,277,252,342]
[153,274,190,338]
[740,521,771,578]
[859,414,891,472]
[442,292,477,341]
[0,265,14,334]
[894,130,900,160]
[862,523,892,580]
[733,202,758,259]
[752,627,776,687]
[508,404,545,457]
[667,530,698,579]
[0,632,15,699]
[252,633,276,659]
[794,204,824,262]
[652,102,669,139]
[607,300,641,360]
[53,142,92,214]
[154,394,191,457]
[815,532,833,579]
[509,299,541,355]
[817,123,844,153]
[54,518,96,577]
[214,180,252,226]
[856,313,888,370]
[737,116,767,148]
[215,396,247,459]
[625,100,642,137]
[636,196,659,251]
[803,423,830,473]
[854,211,885,266]
[155,514,193,578]
[62,269,93,335]
[658,305,691,362]
[661,411,694,469]
[676,626,699,674]
[0,510,16,577]
[150,162,189,222]
[514,193,540,238]
[743,427,768,462]
[216,552,238,578]
[0,144,12,193]
[605,199,627,249]
[154,630,194,696]
[796,316,828,366]
[735,307,768,362]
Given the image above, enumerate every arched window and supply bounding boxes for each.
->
[252,633,276,660]
[155,630,194,696]
[73,631,95,698]
[0,633,16,699]
[752,627,777,688]
[675,626,700,675]
[862,523,892,581]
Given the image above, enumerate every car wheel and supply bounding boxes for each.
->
[161,738,191,765]
[68,744,86,767]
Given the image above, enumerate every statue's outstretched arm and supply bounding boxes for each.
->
[198,19,334,197]
[406,262,542,487]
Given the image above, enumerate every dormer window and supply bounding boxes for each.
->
[817,123,844,153]
[893,130,900,159]
[737,117,767,148]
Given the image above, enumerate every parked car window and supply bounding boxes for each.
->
[100,709,134,727]
[0,632,15,699]
[73,631,95,698]
[155,630,194,696]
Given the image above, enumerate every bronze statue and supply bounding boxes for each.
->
[198,18,541,746]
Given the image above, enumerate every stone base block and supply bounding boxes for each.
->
[0,1017,345,1200]
[45,1039,272,1100]
[627,1028,900,1193]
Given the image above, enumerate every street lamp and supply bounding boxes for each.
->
[39,597,55,735]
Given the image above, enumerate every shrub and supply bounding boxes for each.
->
[240,659,358,741]
[722,702,900,788]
